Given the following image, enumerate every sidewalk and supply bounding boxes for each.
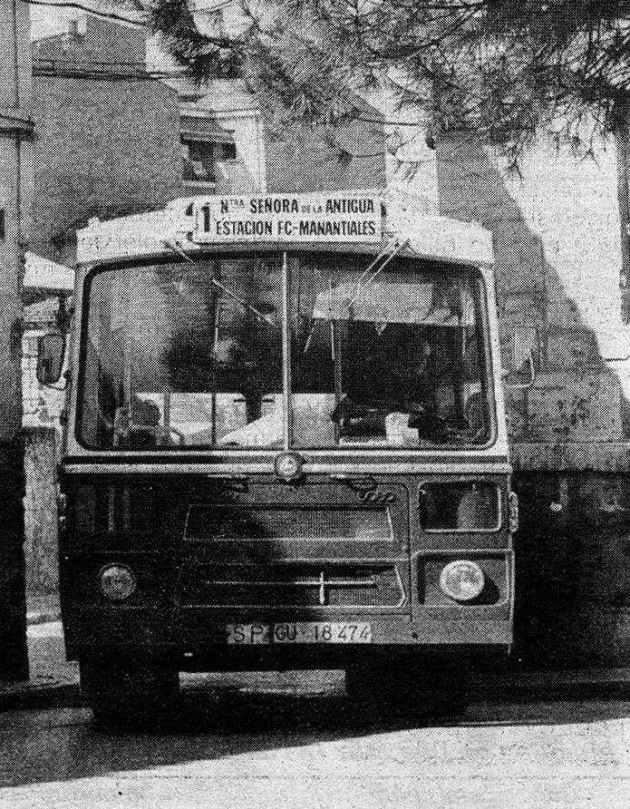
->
[2,600,630,710]
[27,593,62,626]
[0,595,78,710]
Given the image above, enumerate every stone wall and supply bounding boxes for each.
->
[436,134,630,665]
[436,136,627,445]
[23,430,58,596]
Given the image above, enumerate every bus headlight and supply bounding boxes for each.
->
[98,564,137,602]
[439,560,485,602]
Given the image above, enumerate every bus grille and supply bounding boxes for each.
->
[185,505,394,542]
[178,564,406,608]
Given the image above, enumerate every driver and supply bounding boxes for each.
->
[333,327,450,441]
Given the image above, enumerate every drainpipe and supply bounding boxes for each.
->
[615,106,630,323]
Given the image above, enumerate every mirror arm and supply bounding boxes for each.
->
[504,351,536,390]
[56,294,73,334]
[42,373,68,392]
[36,332,67,387]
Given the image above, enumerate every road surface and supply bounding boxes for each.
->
[0,623,629,808]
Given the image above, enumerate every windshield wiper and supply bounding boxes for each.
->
[209,276,278,327]
[348,238,410,307]
[162,240,278,327]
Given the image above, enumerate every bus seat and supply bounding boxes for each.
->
[261,393,337,443]
[133,392,247,445]
[218,406,283,446]
[174,393,247,444]
[258,393,338,444]
[261,393,281,418]
[385,411,418,446]
[214,393,247,440]
[293,393,336,444]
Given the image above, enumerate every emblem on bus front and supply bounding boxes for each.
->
[274,451,304,482]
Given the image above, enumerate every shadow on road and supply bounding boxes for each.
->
[1,672,630,788]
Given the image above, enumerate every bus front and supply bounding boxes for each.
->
[58,192,514,722]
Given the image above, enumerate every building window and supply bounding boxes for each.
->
[182,138,237,184]
[182,139,214,183]
[222,142,237,161]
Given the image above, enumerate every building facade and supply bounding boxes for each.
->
[31,17,386,266]
[31,17,183,266]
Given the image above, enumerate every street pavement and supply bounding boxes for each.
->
[0,628,629,808]
[0,621,630,806]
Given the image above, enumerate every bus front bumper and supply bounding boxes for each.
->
[63,606,513,666]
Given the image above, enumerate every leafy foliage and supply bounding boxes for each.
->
[147,0,243,80]
[145,0,630,159]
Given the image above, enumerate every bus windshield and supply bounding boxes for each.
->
[78,252,492,450]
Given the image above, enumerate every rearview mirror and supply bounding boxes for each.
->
[503,326,538,389]
[37,333,65,385]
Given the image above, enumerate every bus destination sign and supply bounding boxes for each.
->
[191,193,382,244]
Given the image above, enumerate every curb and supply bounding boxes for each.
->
[2,665,630,712]
[27,610,61,626]
[0,682,81,712]
[470,668,630,701]
[26,600,61,626]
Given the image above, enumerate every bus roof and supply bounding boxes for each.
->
[76,190,494,268]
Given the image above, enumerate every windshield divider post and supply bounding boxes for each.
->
[163,389,171,443]
[123,273,133,415]
[333,318,342,446]
[210,260,221,446]
[454,279,466,424]
[282,251,291,451]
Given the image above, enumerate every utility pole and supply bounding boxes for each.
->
[0,0,33,681]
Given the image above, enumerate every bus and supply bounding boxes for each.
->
[39,190,516,723]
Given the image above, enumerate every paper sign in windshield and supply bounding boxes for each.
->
[191,193,382,243]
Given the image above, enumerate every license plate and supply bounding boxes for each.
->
[226,622,372,645]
